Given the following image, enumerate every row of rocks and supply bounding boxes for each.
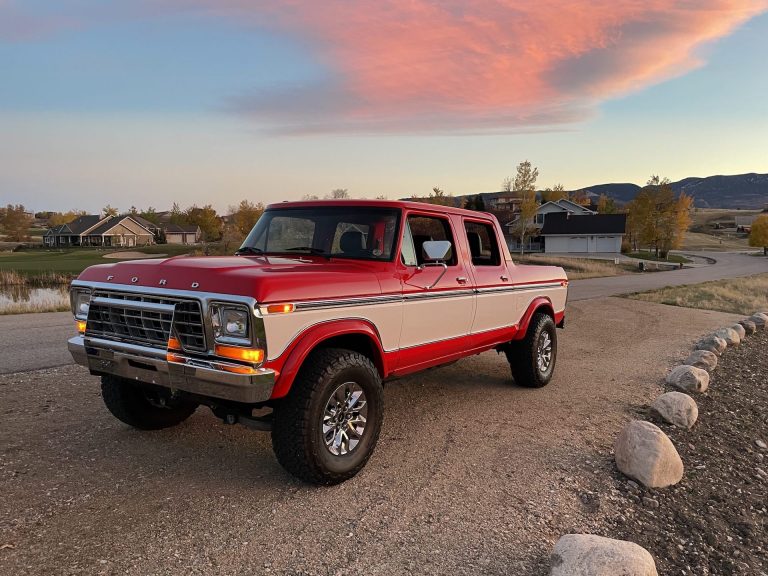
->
[548,311,768,575]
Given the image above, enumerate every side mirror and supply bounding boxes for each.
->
[418,240,451,289]
[422,240,451,262]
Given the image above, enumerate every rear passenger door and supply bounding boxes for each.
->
[463,219,517,336]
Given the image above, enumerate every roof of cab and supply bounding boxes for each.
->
[264,199,496,220]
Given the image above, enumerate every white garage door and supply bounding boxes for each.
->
[568,237,588,252]
[596,236,616,252]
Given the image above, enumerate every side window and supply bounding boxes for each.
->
[407,215,456,266]
[464,221,501,266]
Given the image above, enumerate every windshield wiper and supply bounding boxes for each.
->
[284,246,331,259]
[235,246,264,256]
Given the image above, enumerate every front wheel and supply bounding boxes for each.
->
[101,375,198,430]
[505,312,558,388]
[271,348,384,485]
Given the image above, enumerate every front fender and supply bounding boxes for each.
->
[267,319,387,400]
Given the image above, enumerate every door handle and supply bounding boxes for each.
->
[456,276,468,285]
[500,275,509,282]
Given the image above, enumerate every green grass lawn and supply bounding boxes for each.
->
[0,245,195,277]
[625,251,691,264]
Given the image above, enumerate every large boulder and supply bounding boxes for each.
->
[739,319,757,335]
[651,392,698,429]
[695,335,727,356]
[684,350,718,372]
[550,534,658,576]
[751,313,768,330]
[730,323,746,340]
[615,420,684,488]
[714,327,740,346]
[666,365,710,393]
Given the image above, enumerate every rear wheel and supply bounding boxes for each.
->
[505,312,557,388]
[101,375,198,430]
[271,348,383,485]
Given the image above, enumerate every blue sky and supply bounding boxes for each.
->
[1,1,767,213]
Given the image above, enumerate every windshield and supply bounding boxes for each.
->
[239,207,401,261]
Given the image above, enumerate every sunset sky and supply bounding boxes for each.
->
[2,1,767,213]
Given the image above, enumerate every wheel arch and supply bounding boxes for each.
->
[511,297,555,341]
[269,319,387,400]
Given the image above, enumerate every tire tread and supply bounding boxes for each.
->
[506,313,556,388]
[271,348,383,485]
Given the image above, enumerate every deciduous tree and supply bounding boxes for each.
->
[597,193,617,214]
[417,186,454,206]
[230,199,265,238]
[541,184,568,203]
[464,194,486,211]
[185,204,222,242]
[169,202,187,225]
[749,215,768,255]
[627,176,693,257]
[139,207,160,224]
[48,210,86,227]
[328,188,349,199]
[1,204,32,241]
[511,161,539,254]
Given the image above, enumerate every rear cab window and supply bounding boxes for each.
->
[463,220,501,267]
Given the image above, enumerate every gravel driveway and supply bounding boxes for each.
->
[0,298,743,575]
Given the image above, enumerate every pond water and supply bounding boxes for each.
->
[0,285,69,314]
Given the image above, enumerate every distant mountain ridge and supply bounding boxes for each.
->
[574,173,768,209]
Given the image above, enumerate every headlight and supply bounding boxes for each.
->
[70,288,91,320]
[210,303,251,345]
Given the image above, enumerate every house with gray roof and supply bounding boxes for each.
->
[44,215,154,247]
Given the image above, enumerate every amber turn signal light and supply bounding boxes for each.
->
[214,344,264,364]
[219,363,257,375]
[166,351,185,363]
[266,303,295,314]
[167,336,182,350]
[76,319,87,334]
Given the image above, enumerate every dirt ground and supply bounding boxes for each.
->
[610,328,768,575]
[0,298,744,575]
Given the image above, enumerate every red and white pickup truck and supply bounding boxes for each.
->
[68,200,567,484]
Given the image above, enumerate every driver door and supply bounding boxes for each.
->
[395,213,476,371]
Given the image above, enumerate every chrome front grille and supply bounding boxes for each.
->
[86,290,205,351]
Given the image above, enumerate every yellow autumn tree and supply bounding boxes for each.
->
[749,215,768,255]
[627,176,693,258]
[511,160,539,254]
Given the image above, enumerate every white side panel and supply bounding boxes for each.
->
[399,295,475,349]
[517,286,568,316]
[471,292,524,334]
[263,301,403,360]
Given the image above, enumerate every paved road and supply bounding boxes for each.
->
[0,298,744,575]
[569,251,768,301]
[0,251,765,374]
[0,311,74,374]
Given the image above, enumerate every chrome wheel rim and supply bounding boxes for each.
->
[536,331,553,373]
[322,382,368,456]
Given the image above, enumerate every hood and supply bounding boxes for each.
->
[76,255,383,302]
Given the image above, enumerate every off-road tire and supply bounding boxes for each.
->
[101,375,197,430]
[271,348,384,485]
[505,312,557,388]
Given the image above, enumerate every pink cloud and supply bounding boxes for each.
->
[210,0,768,133]
[0,0,79,41]
[6,1,767,132]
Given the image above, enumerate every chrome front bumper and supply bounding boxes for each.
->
[68,336,276,404]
